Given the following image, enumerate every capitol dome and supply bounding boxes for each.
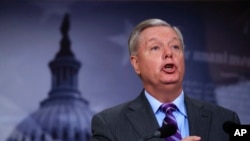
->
[7,14,94,141]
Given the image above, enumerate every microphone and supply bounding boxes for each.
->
[138,124,177,141]
[223,121,238,134]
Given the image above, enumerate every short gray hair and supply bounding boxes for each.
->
[128,18,184,56]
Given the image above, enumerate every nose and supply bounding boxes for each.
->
[163,49,173,59]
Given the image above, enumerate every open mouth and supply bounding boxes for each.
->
[162,63,175,73]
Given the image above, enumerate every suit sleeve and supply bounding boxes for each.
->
[90,114,115,141]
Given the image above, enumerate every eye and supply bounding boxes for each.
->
[151,46,160,51]
[172,45,180,50]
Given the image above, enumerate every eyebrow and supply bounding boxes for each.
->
[168,37,182,45]
[146,38,163,47]
[169,37,181,42]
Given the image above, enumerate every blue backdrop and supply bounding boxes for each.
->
[0,1,249,141]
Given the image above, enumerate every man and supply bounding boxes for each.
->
[90,18,240,141]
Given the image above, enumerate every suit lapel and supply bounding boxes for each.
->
[185,96,211,141]
[125,91,161,140]
[125,91,212,141]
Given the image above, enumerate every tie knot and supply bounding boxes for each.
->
[160,103,177,114]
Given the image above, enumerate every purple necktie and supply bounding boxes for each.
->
[160,103,182,141]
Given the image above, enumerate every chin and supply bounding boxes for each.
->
[161,80,178,85]
[161,77,180,83]
[160,83,180,92]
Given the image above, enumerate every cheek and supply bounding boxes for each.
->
[178,58,185,74]
[139,57,159,72]
[150,63,163,77]
[138,50,163,73]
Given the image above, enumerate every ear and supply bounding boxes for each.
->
[130,55,141,75]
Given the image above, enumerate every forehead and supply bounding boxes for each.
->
[140,26,178,40]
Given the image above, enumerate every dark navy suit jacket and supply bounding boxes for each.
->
[90,90,240,141]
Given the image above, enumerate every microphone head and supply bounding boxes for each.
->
[156,124,177,138]
[223,121,238,134]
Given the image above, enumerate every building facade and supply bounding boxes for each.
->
[7,14,93,141]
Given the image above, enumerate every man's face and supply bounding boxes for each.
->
[130,26,185,90]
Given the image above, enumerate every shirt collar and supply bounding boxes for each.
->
[144,90,187,117]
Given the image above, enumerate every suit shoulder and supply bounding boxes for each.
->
[187,96,237,115]
[93,100,133,119]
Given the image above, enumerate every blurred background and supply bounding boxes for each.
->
[0,1,250,141]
